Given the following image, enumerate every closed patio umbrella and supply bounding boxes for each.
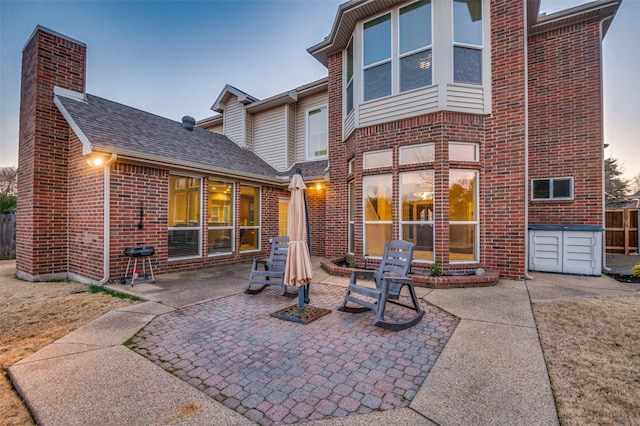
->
[284,170,312,310]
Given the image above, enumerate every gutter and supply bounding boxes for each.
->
[600,15,614,273]
[523,0,534,280]
[98,154,118,285]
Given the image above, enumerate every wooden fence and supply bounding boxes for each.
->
[0,214,16,260]
[605,208,639,254]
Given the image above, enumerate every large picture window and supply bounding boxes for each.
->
[453,0,483,84]
[400,171,434,261]
[307,106,328,159]
[363,175,393,257]
[449,170,478,262]
[348,180,355,254]
[168,175,201,259]
[208,180,233,255]
[239,185,260,251]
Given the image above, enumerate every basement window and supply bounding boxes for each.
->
[532,177,573,200]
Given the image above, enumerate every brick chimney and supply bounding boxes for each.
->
[16,26,86,281]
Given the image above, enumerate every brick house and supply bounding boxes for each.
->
[16,0,620,284]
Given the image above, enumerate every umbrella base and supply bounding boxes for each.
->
[270,304,331,324]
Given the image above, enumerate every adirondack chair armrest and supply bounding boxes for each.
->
[349,269,376,285]
[381,275,414,298]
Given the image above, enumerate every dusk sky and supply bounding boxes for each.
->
[1,0,638,179]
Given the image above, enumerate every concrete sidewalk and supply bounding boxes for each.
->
[8,260,637,425]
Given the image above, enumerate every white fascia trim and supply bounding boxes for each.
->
[53,87,92,155]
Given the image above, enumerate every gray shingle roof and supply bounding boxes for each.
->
[56,92,304,182]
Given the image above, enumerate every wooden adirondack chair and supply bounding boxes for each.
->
[337,240,424,330]
[244,236,290,296]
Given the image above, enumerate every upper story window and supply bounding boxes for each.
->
[399,0,433,92]
[362,1,433,103]
[346,38,354,115]
[453,0,483,84]
[363,14,392,101]
[306,105,328,159]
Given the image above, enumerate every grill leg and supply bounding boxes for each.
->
[146,257,155,283]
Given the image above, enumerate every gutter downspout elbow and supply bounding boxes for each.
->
[98,154,118,285]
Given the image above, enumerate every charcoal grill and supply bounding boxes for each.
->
[121,246,155,286]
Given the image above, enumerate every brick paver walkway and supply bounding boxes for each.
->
[128,283,458,425]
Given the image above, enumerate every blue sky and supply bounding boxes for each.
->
[1,0,638,179]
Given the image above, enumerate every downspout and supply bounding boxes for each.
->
[600,16,614,273]
[98,154,118,285]
[523,1,534,280]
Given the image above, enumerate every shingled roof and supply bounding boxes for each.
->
[54,89,328,184]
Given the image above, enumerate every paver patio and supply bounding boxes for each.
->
[127,283,458,425]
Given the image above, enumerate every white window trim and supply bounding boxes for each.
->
[207,180,235,257]
[168,175,203,261]
[239,184,261,253]
[449,169,480,264]
[531,177,574,201]
[305,104,328,160]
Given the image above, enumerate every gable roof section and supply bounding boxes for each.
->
[54,89,283,183]
[211,84,259,113]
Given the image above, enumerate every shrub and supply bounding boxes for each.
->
[632,264,640,278]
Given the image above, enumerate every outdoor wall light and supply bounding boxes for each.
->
[86,156,105,167]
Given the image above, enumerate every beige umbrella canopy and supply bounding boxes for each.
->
[284,173,313,286]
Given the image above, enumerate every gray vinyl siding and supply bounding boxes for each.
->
[208,124,223,134]
[287,104,296,167]
[295,91,328,163]
[223,100,245,147]
[359,86,439,128]
[253,106,287,171]
[446,84,485,114]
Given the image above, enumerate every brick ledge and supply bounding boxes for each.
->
[320,258,499,289]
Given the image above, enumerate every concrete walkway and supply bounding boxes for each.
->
[8,259,638,425]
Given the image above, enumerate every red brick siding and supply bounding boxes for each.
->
[17,28,86,279]
[324,0,529,278]
[109,163,168,280]
[325,52,348,258]
[482,0,527,278]
[67,134,105,280]
[528,21,604,226]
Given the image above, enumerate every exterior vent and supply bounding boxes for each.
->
[182,116,195,131]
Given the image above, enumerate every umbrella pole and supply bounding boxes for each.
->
[297,285,305,312]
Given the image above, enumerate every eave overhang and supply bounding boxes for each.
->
[211,84,260,113]
[530,0,621,37]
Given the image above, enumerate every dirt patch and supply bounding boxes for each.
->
[0,260,138,425]
[534,294,640,426]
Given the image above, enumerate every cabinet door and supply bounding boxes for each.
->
[529,231,563,273]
